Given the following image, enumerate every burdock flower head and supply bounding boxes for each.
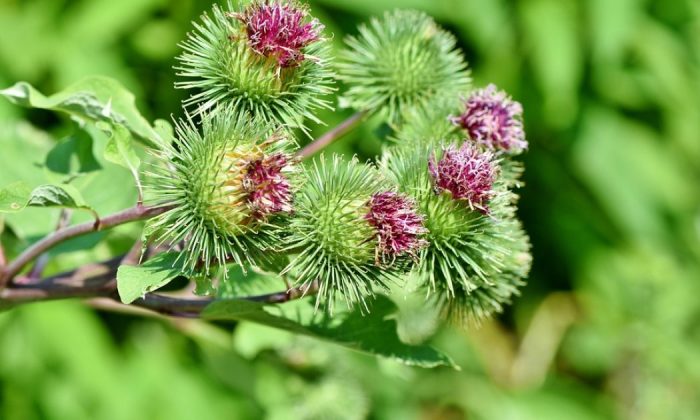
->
[235,0,322,68]
[146,110,298,275]
[176,1,334,133]
[381,146,530,323]
[284,156,410,312]
[429,142,497,212]
[365,191,427,262]
[451,84,527,154]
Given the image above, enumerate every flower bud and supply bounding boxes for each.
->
[337,10,470,123]
[236,1,323,68]
[380,145,530,323]
[284,156,400,312]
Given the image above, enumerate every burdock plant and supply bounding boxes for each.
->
[0,0,533,366]
[451,84,528,154]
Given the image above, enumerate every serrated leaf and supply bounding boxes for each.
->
[0,76,164,147]
[117,253,183,304]
[203,296,457,368]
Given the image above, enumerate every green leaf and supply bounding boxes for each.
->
[0,76,164,148]
[154,119,174,144]
[28,184,85,208]
[0,121,59,238]
[100,123,142,196]
[0,181,33,213]
[45,130,102,178]
[0,183,97,219]
[117,253,183,304]
[203,296,457,368]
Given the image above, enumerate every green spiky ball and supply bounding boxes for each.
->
[284,155,397,312]
[337,10,471,124]
[145,109,298,276]
[390,97,464,147]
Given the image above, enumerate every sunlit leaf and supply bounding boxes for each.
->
[117,252,183,304]
[203,296,457,368]
[100,123,142,197]
[0,76,165,147]
[0,181,33,213]
[0,182,97,219]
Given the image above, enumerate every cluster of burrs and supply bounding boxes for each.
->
[147,1,531,321]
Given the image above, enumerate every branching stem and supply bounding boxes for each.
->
[0,204,172,288]
[0,257,318,317]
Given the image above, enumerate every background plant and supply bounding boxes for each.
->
[0,0,699,419]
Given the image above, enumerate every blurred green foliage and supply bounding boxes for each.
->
[1,0,699,418]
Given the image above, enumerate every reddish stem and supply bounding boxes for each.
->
[296,111,367,159]
[0,205,172,288]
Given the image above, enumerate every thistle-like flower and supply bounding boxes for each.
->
[337,10,471,124]
[145,109,298,276]
[235,1,322,68]
[380,145,530,323]
[429,142,497,212]
[284,156,400,312]
[365,191,428,263]
[176,1,334,133]
[451,84,527,154]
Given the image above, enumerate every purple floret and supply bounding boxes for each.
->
[244,153,293,219]
[365,191,428,260]
[236,1,322,68]
[429,142,497,212]
[451,84,527,153]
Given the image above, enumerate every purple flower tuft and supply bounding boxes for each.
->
[243,153,293,219]
[365,191,428,260]
[236,1,323,68]
[451,84,527,153]
[429,143,497,212]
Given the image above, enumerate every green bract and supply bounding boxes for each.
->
[337,10,471,124]
[176,1,334,134]
[283,155,396,312]
[145,109,299,276]
[380,144,531,322]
